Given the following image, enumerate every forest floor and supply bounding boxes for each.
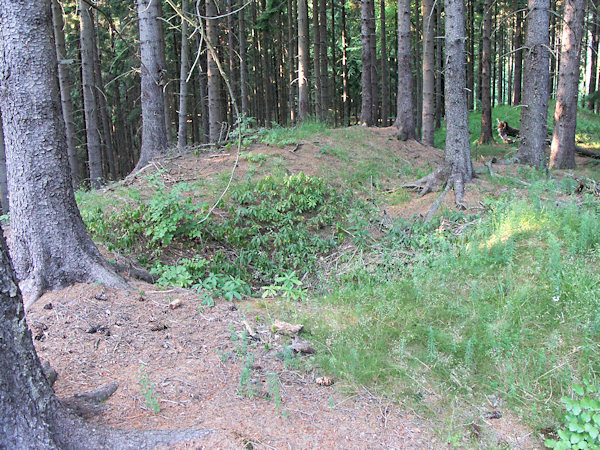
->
[29,123,600,448]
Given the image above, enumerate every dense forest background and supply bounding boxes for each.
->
[38,0,600,186]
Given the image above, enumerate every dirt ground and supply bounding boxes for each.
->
[27,127,573,448]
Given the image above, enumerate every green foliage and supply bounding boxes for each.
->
[258,120,327,147]
[138,367,160,414]
[262,271,306,301]
[546,383,600,449]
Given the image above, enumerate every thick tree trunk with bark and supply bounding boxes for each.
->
[393,0,416,139]
[206,0,224,142]
[136,0,169,169]
[0,0,126,306]
[80,0,103,188]
[516,0,550,169]
[178,0,190,148]
[550,0,586,169]
[406,0,472,208]
[298,0,311,120]
[422,0,435,144]
[479,0,493,143]
[513,8,523,104]
[51,0,80,189]
[360,0,373,125]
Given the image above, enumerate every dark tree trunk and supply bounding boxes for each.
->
[587,0,598,110]
[0,112,8,214]
[313,0,323,120]
[549,0,557,96]
[369,0,379,125]
[341,1,350,125]
[319,0,329,121]
[380,0,390,126]
[51,0,80,189]
[466,0,474,109]
[239,3,249,117]
[435,2,443,129]
[206,0,224,142]
[227,0,239,118]
[178,0,190,148]
[360,0,373,125]
[136,0,169,169]
[197,34,210,143]
[330,0,337,125]
[479,0,493,144]
[550,0,586,169]
[0,0,126,306]
[513,8,523,104]
[393,0,416,139]
[422,0,435,144]
[80,0,103,188]
[298,0,310,120]
[516,0,550,169]
[288,0,297,123]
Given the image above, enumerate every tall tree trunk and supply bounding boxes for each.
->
[135,0,169,169]
[549,0,557,96]
[228,0,239,117]
[422,0,435,144]
[380,0,389,126]
[393,0,416,138]
[239,3,249,117]
[51,0,80,189]
[516,0,550,168]
[369,0,379,125]
[313,0,323,120]
[435,2,443,129]
[466,0,474,109]
[360,0,373,125]
[479,0,493,143]
[298,0,311,120]
[92,24,116,180]
[178,0,190,148]
[206,0,224,142]
[513,7,523,104]
[319,0,329,121]
[550,0,586,169]
[497,24,504,104]
[0,0,126,305]
[588,0,599,110]
[341,1,350,125]
[80,0,103,188]
[288,0,296,123]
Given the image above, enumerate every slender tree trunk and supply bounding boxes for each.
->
[313,0,322,120]
[513,8,523,104]
[288,0,296,123]
[206,0,224,142]
[497,24,504,104]
[80,0,103,188]
[51,0,80,189]
[228,0,239,117]
[341,1,350,125]
[239,3,249,117]
[479,0,493,143]
[380,0,389,126]
[588,0,598,110]
[466,0,474,109]
[298,0,311,120]
[360,0,373,125]
[393,0,416,138]
[516,0,550,169]
[422,0,435,144]
[369,0,379,125]
[319,0,329,120]
[549,0,557,96]
[550,0,586,169]
[435,2,443,129]
[0,0,126,305]
[178,0,190,147]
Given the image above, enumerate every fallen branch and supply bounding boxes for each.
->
[576,146,600,160]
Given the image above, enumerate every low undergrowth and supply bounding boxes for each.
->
[269,171,600,444]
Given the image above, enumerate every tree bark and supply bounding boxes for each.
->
[341,1,350,125]
[298,0,311,120]
[136,0,169,169]
[512,7,523,105]
[51,0,80,189]
[360,0,373,125]
[516,0,550,169]
[239,2,250,117]
[0,111,8,214]
[319,0,330,121]
[393,0,416,139]
[0,0,126,306]
[205,0,224,142]
[313,0,323,120]
[80,0,103,188]
[178,0,190,148]
[435,2,443,129]
[550,0,586,169]
[587,0,598,111]
[422,0,435,144]
[479,0,493,143]
[380,0,389,126]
